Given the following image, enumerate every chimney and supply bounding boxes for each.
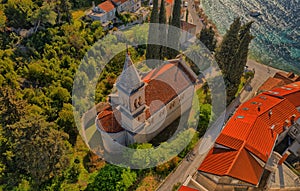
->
[278,151,291,165]
[291,114,296,124]
[258,105,261,112]
[270,124,275,130]
[269,109,273,118]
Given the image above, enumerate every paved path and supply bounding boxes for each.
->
[156,59,283,191]
[187,0,204,34]
[239,59,283,103]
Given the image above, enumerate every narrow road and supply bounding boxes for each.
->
[187,0,204,34]
[156,60,283,191]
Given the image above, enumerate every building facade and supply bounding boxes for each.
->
[197,82,300,190]
[95,53,197,154]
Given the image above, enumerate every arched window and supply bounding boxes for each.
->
[134,99,139,109]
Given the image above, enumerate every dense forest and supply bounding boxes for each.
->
[0,0,254,189]
[0,0,123,189]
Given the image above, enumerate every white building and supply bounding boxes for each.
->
[95,53,197,153]
[89,1,116,23]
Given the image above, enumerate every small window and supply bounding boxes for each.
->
[134,99,139,109]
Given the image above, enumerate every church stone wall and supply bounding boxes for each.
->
[134,85,195,142]
[96,120,126,154]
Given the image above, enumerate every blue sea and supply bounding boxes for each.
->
[201,0,300,73]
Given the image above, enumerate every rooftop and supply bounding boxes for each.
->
[198,82,300,185]
[258,77,285,93]
[178,185,199,191]
[98,1,115,12]
[98,57,197,132]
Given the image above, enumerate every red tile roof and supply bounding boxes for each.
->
[99,59,196,132]
[181,21,196,32]
[178,186,199,191]
[143,61,195,116]
[199,82,300,185]
[165,0,174,4]
[98,1,115,12]
[264,82,300,107]
[258,77,285,93]
[97,107,124,133]
[112,0,128,4]
[273,72,300,84]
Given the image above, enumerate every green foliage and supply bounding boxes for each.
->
[65,160,81,183]
[146,0,160,67]
[197,104,211,136]
[0,10,6,29]
[31,2,57,32]
[215,17,254,104]
[85,165,137,191]
[4,0,34,28]
[158,0,167,59]
[198,26,217,52]
[166,0,181,59]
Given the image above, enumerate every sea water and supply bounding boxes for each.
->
[201,0,300,73]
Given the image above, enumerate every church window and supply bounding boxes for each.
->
[138,96,142,105]
[134,99,139,109]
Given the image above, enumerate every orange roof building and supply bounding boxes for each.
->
[198,82,300,187]
[258,72,300,94]
[96,53,197,153]
[98,1,115,12]
[178,185,199,191]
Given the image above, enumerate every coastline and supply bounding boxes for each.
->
[196,3,293,74]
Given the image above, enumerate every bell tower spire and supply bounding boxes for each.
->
[116,48,146,133]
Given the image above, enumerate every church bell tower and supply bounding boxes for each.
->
[116,51,146,133]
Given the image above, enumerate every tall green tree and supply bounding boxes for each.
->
[54,0,72,24]
[146,0,159,68]
[198,26,217,52]
[31,2,57,32]
[8,115,70,188]
[215,18,254,103]
[158,0,167,60]
[4,0,34,29]
[166,0,181,59]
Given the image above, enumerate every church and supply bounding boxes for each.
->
[95,52,197,153]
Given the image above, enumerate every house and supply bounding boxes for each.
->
[197,82,300,190]
[95,52,197,154]
[89,1,116,23]
[257,72,300,94]
[112,0,141,13]
[180,20,196,44]
[88,0,141,24]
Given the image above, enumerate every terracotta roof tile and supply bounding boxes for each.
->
[216,134,244,151]
[181,21,196,32]
[258,77,286,93]
[97,107,124,133]
[98,1,115,12]
[199,82,300,185]
[178,186,199,191]
[274,72,300,84]
[165,0,174,4]
[143,61,194,116]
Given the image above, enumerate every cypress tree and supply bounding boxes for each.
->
[166,0,181,59]
[146,0,160,68]
[185,9,189,22]
[159,0,167,60]
[215,18,254,104]
[198,26,217,52]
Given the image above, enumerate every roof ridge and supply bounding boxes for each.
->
[226,141,246,175]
